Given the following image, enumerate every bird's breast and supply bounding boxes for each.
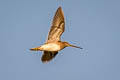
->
[40,43,61,51]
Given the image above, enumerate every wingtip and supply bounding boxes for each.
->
[58,6,63,10]
[41,58,51,63]
[58,6,62,9]
[41,60,49,64]
[57,6,64,17]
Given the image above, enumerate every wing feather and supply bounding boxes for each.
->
[41,51,58,62]
[47,7,65,42]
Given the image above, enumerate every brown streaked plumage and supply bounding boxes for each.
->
[47,7,65,42]
[30,7,83,63]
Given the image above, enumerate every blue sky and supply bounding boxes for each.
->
[0,0,120,80]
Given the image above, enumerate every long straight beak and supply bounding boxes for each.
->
[69,44,83,49]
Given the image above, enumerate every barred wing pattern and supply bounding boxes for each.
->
[47,7,65,42]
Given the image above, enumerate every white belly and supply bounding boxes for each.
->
[40,43,60,51]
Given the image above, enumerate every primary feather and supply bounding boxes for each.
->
[47,7,65,42]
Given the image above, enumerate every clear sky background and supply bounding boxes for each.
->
[0,0,120,80]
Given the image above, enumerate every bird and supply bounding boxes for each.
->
[30,6,83,63]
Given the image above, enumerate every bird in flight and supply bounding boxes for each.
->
[30,7,83,63]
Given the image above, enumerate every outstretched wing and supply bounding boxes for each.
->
[41,51,58,63]
[47,7,65,42]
